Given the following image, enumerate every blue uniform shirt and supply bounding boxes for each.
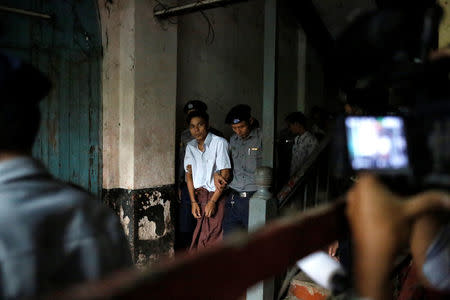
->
[229,128,262,192]
[0,157,132,298]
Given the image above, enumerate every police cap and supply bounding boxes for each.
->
[183,100,207,114]
[225,104,251,124]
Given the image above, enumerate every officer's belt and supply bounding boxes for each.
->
[230,189,255,198]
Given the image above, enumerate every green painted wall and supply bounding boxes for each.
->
[0,0,102,195]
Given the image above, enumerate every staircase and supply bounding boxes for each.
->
[286,272,330,300]
[276,135,336,300]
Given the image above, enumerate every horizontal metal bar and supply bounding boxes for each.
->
[154,0,249,18]
[0,5,51,20]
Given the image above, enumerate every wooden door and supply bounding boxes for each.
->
[0,0,102,195]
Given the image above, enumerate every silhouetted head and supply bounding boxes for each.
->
[285,111,308,135]
[0,53,51,153]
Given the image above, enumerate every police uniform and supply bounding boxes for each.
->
[0,54,132,298]
[223,105,262,235]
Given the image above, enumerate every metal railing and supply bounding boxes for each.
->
[274,135,333,299]
[277,135,332,211]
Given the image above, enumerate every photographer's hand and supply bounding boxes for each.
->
[346,174,449,300]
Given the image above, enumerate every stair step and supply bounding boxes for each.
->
[286,272,330,300]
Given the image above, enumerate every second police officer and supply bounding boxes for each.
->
[222,104,262,235]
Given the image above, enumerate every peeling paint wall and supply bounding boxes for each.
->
[99,0,178,267]
[119,206,131,237]
[137,191,171,240]
[132,186,176,267]
[104,185,176,268]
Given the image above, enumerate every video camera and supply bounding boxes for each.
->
[337,111,449,193]
[332,3,450,194]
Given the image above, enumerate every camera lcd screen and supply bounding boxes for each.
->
[345,116,410,171]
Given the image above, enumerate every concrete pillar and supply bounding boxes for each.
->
[262,0,278,168]
[247,167,277,300]
[99,0,177,268]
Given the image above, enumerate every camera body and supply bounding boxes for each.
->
[330,2,450,194]
[334,104,449,194]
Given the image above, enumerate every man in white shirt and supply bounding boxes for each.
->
[184,110,231,250]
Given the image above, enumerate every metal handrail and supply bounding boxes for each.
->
[277,135,331,208]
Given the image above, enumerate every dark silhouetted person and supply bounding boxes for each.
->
[285,112,318,176]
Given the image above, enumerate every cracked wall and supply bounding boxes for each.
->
[99,0,177,267]
[104,186,176,268]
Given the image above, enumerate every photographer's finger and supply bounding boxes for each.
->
[404,192,450,219]
[357,173,388,194]
[345,190,355,220]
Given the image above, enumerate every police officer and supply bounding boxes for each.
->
[177,100,223,250]
[222,104,262,235]
[0,53,131,298]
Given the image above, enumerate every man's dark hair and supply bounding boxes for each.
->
[0,104,41,151]
[0,54,50,152]
[285,111,307,127]
[187,110,210,125]
[346,88,389,114]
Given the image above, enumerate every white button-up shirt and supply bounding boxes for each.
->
[184,132,231,192]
